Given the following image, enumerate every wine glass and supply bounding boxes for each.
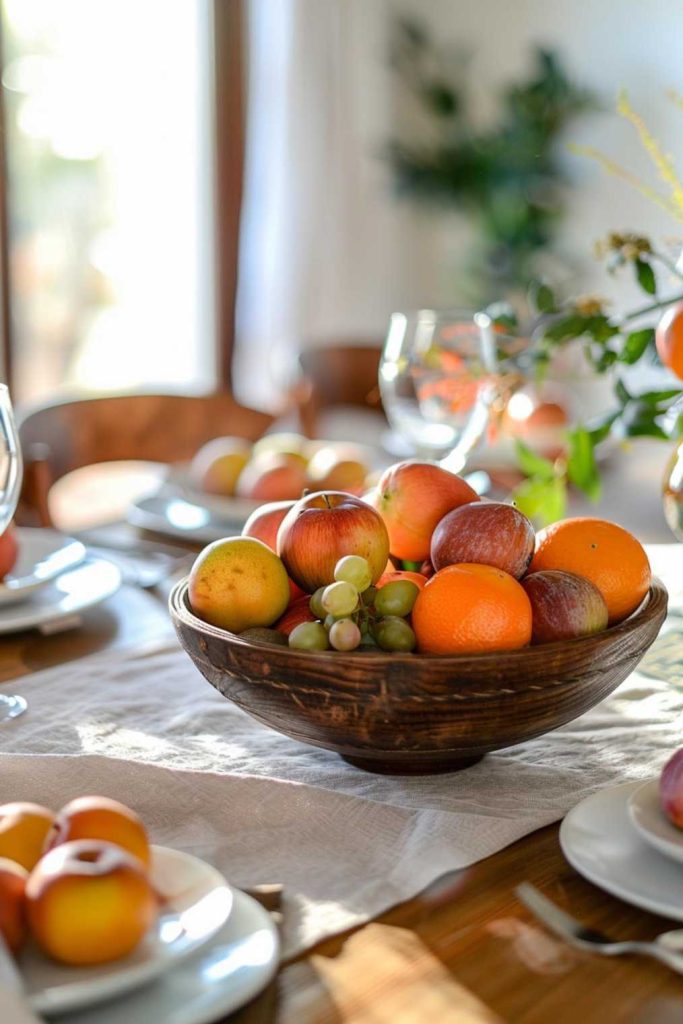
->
[0,384,26,722]
[379,308,532,473]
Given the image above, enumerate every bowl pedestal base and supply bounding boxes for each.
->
[341,753,484,775]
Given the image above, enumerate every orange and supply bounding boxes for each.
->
[656,301,683,380]
[411,563,532,655]
[529,517,650,624]
[188,536,290,633]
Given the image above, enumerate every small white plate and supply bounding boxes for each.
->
[628,778,683,864]
[166,466,262,521]
[59,888,279,1024]
[23,845,234,1016]
[128,495,242,544]
[0,528,86,607]
[560,780,683,922]
[0,557,121,635]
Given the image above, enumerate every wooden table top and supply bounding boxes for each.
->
[1,566,681,1023]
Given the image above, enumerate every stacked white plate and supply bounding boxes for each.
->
[0,528,121,635]
[561,777,683,920]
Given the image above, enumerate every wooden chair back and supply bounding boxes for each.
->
[18,392,274,526]
[296,344,384,437]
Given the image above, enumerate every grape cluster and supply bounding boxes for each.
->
[289,555,418,653]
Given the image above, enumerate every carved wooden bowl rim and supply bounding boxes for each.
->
[169,575,668,680]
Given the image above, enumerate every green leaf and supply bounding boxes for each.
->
[543,314,589,342]
[634,258,656,295]
[636,388,681,407]
[615,378,632,405]
[529,280,557,314]
[585,316,620,344]
[621,328,655,364]
[621,403,669,439]
[511,476,567,528]
[588,412,619,445]
[514,440,556,482]
[567,426,601,501]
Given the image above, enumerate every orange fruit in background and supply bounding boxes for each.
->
[0,802,56,871]
[411,563,532,655]
[529,517,651,625]
[656,301,683,380]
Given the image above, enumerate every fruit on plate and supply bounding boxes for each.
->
[412,563,532,654]
[0,801,56,870]
[306,445,368,493]
[660,749,683,828]
[277,491,390,592]
[190,437,251,496]
[189,536,290,633]
[242,500,304,600]
[26,839,157,966]
[46,795,151,868]
[522,570,609,644]
[236,453,308,502]
[371,461,479,562]
[0,857,28,954]
[431,501,535,579]
[655,301,683,381]
[0,524,18,580]
[529,517,651,624]
[252,431,309,467]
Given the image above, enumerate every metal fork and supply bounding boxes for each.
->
[516,882,683,974]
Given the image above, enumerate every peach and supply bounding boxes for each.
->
[0,857,28,954]
[26,839,157,966]
[190,437,251,496]
[47,796,151,868]
[376,570,427,591]
[522,570,609,644]
[371,461,479,562]
[0,801,56,870]
[252,432,309,467]
[660,749,683,829]
[236,454,308,501]
[0,525,18,579]
[431,501,535,579]
[306,445,368,494]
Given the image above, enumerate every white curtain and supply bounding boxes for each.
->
[234,0,451,409]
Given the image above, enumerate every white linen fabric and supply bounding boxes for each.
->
[0,546,681,958]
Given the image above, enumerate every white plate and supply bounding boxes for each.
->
[59,888,279,1024]
[560,780,683,922]
[23,845,234,1016]
[127,495,242,544]
[0,528,86,607]
[0,557,121,634]
[166,466,262,522]
[628,778,683,865]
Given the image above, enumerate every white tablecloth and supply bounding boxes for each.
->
[1,546,681,958]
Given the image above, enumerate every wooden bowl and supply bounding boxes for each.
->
[169,578,668,775]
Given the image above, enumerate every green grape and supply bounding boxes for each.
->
[329,619,362,652]
[361,585,377,607]
[323,612,346,630]
[288,621,330,651]
[374,580,419,618]
[309,587,327,619]
[374,616,416,652]
[334,555,372,592]
[322,580,358,617]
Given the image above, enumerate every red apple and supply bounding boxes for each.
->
[661,749,683,829]
[274,594,316,636]
[431,501,535,579]
[522,570,609,644]
[277,491,390,592]
[0,525,18,580]
[236,454,308,501]
[242,501,305,599]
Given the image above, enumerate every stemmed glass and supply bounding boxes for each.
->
[379,308,533,473]
[0,384,26,722]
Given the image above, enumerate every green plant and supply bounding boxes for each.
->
[387,18,594,301]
